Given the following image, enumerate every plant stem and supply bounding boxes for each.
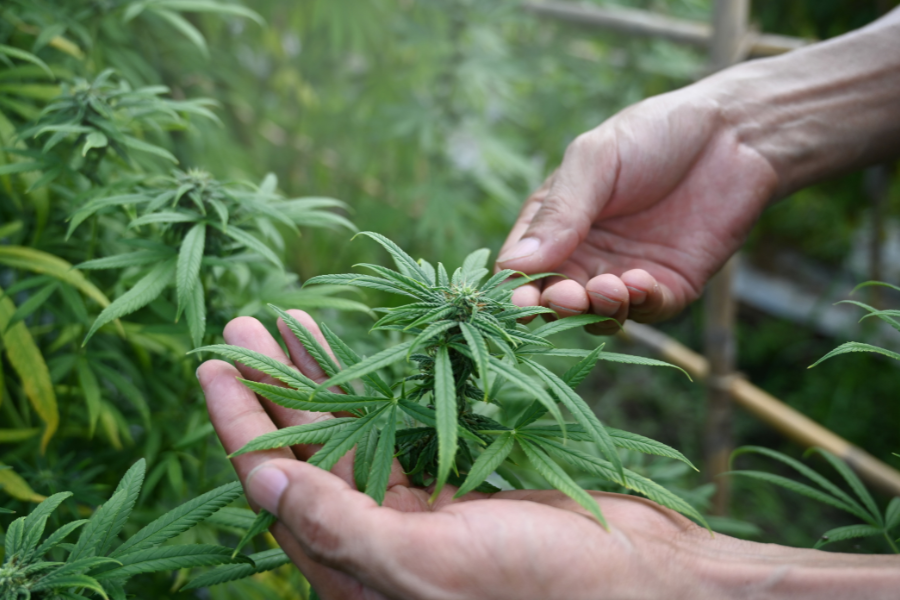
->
[884,530,899,554]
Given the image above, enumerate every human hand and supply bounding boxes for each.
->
[197,310,710,599]
[496,86,777,334]
[199,310,900,599]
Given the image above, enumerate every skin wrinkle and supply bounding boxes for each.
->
[269,522,377,599]
[580,228,698,272]
[220,402,273,434]
[363,513,464,600]
[457,510,519,599]
[755,565,791,596]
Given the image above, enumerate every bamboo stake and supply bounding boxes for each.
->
[701,0,748,517]
[523,1,811,57]
[703,259,738,515]
[620,321,900,498]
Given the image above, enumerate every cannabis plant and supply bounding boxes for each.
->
[0,459,254,599]
[17,68,217,182]
[730,446,900,553]
[809,281,900,368]
[72,167,356,347]
[199,233,706,527]
[734,282,900,553]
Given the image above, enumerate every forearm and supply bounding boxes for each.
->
[705,7,900,198]
[681,533,900,600]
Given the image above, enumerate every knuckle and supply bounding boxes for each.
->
[297,506,342,564]
[534,193,571,223]
[565,131,594,157]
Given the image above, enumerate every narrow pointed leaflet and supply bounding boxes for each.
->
[431,346,458,501]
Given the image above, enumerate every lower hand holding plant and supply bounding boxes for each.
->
[198,309,900,599]
[196,309,700,599]
[195,234,900,598]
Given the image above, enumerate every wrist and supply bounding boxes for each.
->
[681,533,900,599]
[700,9,900,199]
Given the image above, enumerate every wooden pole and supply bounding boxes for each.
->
[620,322,900,498]
[702,0,748,517]
[710,0,750,69]
[522,2,810,57]
[703,259,737,515]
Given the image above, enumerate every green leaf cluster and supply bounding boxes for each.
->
[730,446,900,552]
[0,459,249,599]
[809,281,900,368]
[0,0,366,460]
[202,233,704,528]
[74,168,357,346]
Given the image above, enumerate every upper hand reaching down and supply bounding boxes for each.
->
[495,86,776,334]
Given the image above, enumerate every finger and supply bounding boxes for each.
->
[246,459,405,586]
[620,269,679,322]
[198,360,294,485]
[222,317,338,461]
[510,282,542,323]
[278,309,410,489]
[584,274,629,335]
[249,460,475,599]
[541,279,589,318]
[277,309,339,385]
[223,316,294,385]
[497,131,617,274]
[199,364,380,598]
[495,173,555,273]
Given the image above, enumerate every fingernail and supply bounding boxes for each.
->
[247,465,288,516]
[587,291,622,310]
[497,237,540,264]
[549,302,584,316]
[626,286,647,306]
[195,367,201,381]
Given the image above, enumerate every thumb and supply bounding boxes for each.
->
[246,459,393,572]
[497,133,617,273]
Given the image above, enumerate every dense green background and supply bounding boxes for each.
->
[1,0,898,597]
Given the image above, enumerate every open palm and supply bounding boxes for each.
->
[199,310,722,600]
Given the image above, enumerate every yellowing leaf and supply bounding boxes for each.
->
[0,461,45,502]
[0,246,118,320]
[100,403,124,450]
[0,287,59,452]
[0,428,41,443]
[48,34,83,58]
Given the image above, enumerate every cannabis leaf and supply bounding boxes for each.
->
[809,281,900,368]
